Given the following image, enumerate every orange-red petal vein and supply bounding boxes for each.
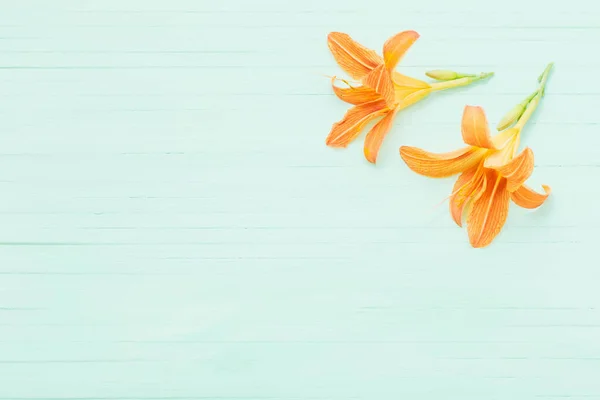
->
[461,105,496,149]
[327,32,382,80]
[466,171,510,248]
[449,167,478,227]
[511,184,551,209]
[326,100,388,147]
[331,77,382,105]
[363,64,396,107]
[494,147,535,192]
[364,109,398,163]
[382,30,420,71]
[399,145,486,178]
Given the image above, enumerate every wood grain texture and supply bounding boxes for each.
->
[1,0,599,398]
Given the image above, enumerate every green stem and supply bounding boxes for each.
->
[430,72,494,92]
[520,90,539,106]
[514,63,553,129]
[514,94,540,129]
[538,62,554,96]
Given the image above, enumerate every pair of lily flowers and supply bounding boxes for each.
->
[325,30,552,248]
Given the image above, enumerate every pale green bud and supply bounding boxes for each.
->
[425,70,459,81]
[496,103,526,131]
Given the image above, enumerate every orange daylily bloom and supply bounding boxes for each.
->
[326,31,492,163]
[400,105,551,248]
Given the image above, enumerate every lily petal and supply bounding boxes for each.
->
[491,127,520,149]
[393,72,431,90]
[331,77,382,105]
[459,168,489,228]
[461,105,496,149]
[450,167,478,227]
[363,64,395,107]
[326,99,388,147]
[450,164,490,227]
[327,32,383,80]
[494,147,534,192]
[467,171,510,248]
[396,88,432,110]
[511,184,551,209]
[383,30,420,71]
[364,109,398,163]
[399,145,486,178]
[484,134,519,169]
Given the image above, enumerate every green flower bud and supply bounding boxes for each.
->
[496,103,526,131]
[425,70,459,81]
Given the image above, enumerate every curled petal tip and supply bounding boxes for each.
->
[364,149,377,164]
[461,105,495,149]
[510,184,551,209]
[325,138,348,148]
[386,30,420,42]
[402,30,420,39]
[398,146,411,161]
[465,104,483,111]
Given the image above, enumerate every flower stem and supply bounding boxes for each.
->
[430,72,494,92]
[514,63,553,129]
[521,90,539,106]
[514,94,540,129]
[538,62,554,96]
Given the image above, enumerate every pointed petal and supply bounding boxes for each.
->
[458,168,490,228]
[494,147,534,192]
[364,109,398,163]
[327,32,383,80]
[331,77,382,105]
[461,105,496,149]
[399,145,486,178]
[466,171,510,248]
[450,165,490,228]
[450,167,477,227]
[363,64,395,106]
[326,100,388,147]
[511,184,551,209]
[382,31,420,71]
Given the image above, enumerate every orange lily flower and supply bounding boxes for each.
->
[399,64,554,248]
[326,31,493,163]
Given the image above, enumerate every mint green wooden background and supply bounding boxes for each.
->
[1,0,599,398]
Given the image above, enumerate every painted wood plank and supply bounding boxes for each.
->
[1,0,599,398]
